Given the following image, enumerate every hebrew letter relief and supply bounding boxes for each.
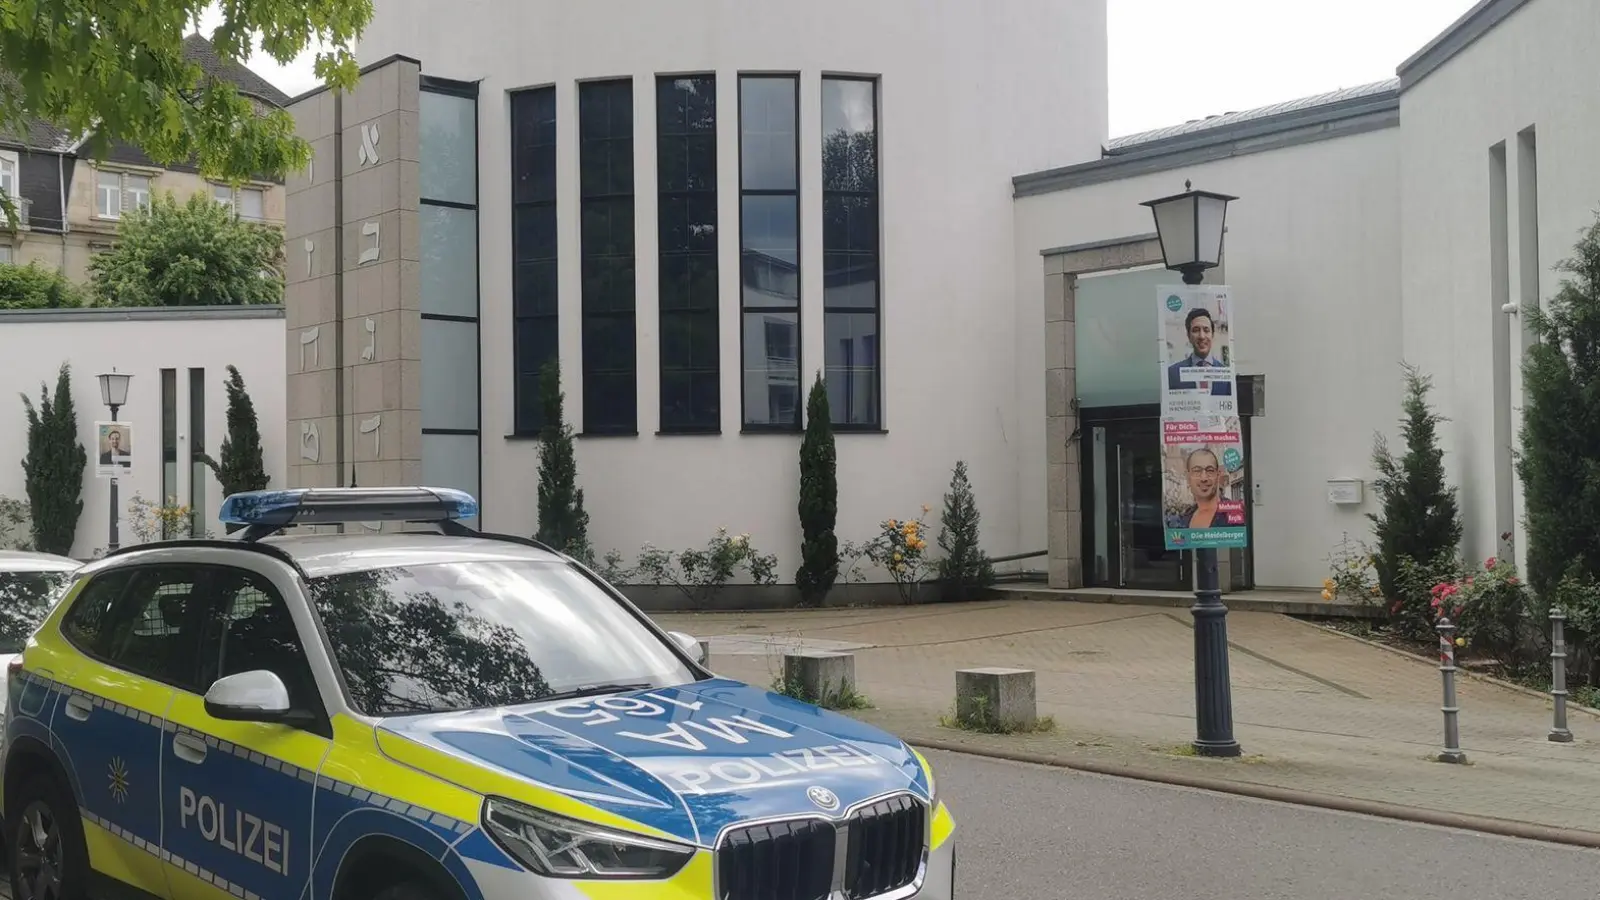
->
[300,422,321,462]
[359,221,381,265]
[358,122,380,167]
[359,414,382,458]
[299,326,320,371]
[361,318,376,361]
[304,238,315,277]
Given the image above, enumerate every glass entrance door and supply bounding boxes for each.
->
[1085,417,1191,590]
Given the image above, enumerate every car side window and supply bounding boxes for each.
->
[63,566,208,692]
[202,567,325,726]
[59,571,134,657]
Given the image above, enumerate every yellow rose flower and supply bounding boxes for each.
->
[1321,589,1332,601]
[1323,578,1335,589]
[1455,637,1466,647]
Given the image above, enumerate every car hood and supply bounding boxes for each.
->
[374,678,930,847]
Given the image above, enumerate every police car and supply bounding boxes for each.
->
[2,487,955,900]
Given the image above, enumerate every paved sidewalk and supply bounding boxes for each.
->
[652,600,1600,837]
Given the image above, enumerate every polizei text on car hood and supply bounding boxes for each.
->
[373,678,931,847]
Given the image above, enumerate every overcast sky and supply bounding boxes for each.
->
[213,0,1480,138]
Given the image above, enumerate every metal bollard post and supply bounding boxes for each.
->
[1436,617,1467,763]
[1549,607,1574,743]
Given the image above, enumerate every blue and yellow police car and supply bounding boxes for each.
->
[1,487,955,900]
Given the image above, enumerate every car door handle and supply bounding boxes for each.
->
[63,695,92,722]
[172,733,208,765]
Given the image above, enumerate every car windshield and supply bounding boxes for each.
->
[305,559,698,717]
[0,570,78,654]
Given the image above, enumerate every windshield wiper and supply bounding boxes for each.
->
[538,682,653,703]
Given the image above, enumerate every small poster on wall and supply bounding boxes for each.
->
[95,421,134,480]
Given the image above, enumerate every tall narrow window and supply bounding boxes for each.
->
[98,170,123,219]
[578,79,637,435]
[821,77,881,428]
[510,86,559,434]
[739,75,800,431]
[187,368,205,536]
[420,76,482,525]
[160,369,177,538]
[1489,141,1514,556]
[0,154,16,198]
[657,75,719,434]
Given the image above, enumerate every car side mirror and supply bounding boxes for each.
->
[667,631,706,665]
[204,670,293,724]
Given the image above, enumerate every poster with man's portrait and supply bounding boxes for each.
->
[95,422,134,479]
[1158,285,1236,420]
[1160,420,1248,550]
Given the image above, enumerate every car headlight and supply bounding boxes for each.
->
[483,797,694,880]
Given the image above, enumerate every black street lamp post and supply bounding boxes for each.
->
[1140,181,1242,758]
[98,369,131,553]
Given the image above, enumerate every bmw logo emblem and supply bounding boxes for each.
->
[806,786,840,812]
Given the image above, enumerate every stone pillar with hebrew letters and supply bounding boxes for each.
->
[285,57,423,506]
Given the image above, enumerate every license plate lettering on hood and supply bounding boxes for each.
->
[618,715,793,751]
[660,743,884,795]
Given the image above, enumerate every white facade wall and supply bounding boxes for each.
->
[1398,0,1600,571]
[356,0,1109,571]
[0,309,288,558]
[1013,127,1404,587]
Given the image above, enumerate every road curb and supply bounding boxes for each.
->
[1299,619,1600,719]
[911,737,1600,849]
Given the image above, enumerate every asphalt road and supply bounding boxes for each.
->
[930,748,1600,899]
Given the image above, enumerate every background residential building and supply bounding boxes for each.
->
[0,34,289,282]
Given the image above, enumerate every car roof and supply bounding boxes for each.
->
[257,531,567,579]
[0,550,83,573]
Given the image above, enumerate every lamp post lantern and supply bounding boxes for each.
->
[98,369,131,552]
[1142,181,1242,758]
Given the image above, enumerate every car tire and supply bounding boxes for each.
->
[372,880,444,900]
[7,775,88,900]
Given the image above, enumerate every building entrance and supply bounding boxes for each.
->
[1081,406,1255,591]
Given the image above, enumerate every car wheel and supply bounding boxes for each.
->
[8,777,88,900]
[372,881,444,900]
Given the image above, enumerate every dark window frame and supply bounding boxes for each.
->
[510,85,560,436]
[656,73,721,435]
[187,367,206,535]
[160,368,177,538]
[578,77,638,437]
[737,74,803,434]
[421,76,484,515]
[821,75,883,431]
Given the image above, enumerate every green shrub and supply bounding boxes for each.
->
[534,360,590,561]
[1369,364,1462,616]
[936,460,994,601]
[795,373,838,607]
[198,365,269,533]
[0,261,83,310]
[20,363,86,556]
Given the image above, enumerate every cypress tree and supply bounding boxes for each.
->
[20,363,86,556]
[937,460,994,601]
[535,360,590,561]
[1368,363,1463,605]
[796,373,838,607]
[1520,217,1600,640]
[200,365,270,533]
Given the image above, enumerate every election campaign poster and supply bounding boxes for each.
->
[1158,285,1247,550]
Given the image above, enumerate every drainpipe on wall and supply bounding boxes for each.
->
[56,153,68,271]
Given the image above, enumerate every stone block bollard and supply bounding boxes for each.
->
[783,651,856,703]
[955,667,1037,730]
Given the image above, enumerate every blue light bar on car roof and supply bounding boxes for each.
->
[218,487,480,528]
